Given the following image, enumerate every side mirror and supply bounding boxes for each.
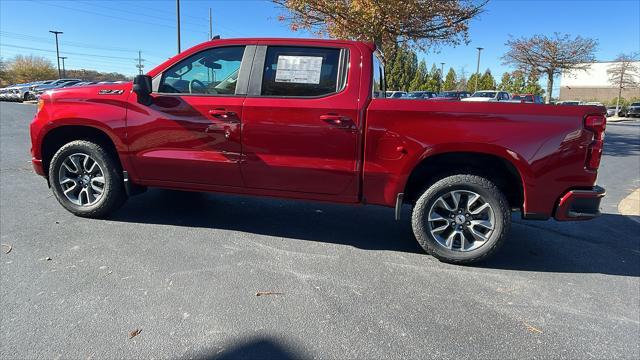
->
[133,75,152,105]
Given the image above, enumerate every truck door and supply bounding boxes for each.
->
[126,45,254,187]
[240,44,361,200]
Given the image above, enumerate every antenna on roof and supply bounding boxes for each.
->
[212,35,221,40]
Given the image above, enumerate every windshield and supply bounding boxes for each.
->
[437,92,458,97]
[631,103,640,106]
[406,93,423,98]
[472,91,497,98]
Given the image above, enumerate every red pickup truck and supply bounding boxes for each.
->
[30,38,606,264]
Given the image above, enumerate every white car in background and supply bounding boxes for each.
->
[461,90,511,102]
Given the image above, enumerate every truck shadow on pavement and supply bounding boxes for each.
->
[195,336,306,360]
[110,189,640,277]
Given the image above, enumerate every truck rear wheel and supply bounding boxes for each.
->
[411,174,510,264]
[48,140,126,218]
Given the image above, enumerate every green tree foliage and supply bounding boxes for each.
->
[466,73,480,92]
[478,69,496,90]
[498,72,512,91]
[510,70,526,93]
[523,68,544,95]
[443,68,457,91]
[386,46,418,90]
[409,60,428,91]
[6,55,56,83]
[427,64,440,92]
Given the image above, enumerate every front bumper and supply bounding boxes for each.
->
[554,186,605,221]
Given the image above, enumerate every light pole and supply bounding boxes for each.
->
[176,0,181,53]
[440,62,445,92]
[474,47,483,92]
[49,30,63,79]
[59,56,67,78]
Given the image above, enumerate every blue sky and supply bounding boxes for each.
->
[1,0,639,92]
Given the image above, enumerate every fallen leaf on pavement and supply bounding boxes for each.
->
[256,291,284,297]
[1,244,12,254]
[523,322,542,334]
[129,328,142,339]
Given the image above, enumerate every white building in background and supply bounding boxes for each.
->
[559,61,640,102]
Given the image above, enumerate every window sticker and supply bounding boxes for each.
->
[275,55,323,84]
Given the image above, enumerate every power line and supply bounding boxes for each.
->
[1,44,140,61]
[0,31,168,59]
[30,0,209,36]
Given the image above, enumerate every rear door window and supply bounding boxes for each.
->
[260,46,346,97]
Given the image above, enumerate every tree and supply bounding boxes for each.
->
[0,57,11,86]
[386,47,417,90]
[498,72,512,91]
[523,68,544,95]
[607,53,639,116]
[426,64,440,92]
[478,69,495,90]
[457,67,468,91]
[510,70,526,93]
[502,33,598,103]
[6,55,57,83]
[466,73,479,92]
[273,0,487,56]
[409,60,428,91]
[443,68,457,91]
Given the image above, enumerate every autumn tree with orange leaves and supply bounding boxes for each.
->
[272,0,486,58]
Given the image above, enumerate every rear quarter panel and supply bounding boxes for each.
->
[364,100,603,217]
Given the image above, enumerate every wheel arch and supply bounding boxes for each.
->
[41,125,123,177]
[403,149,528,211]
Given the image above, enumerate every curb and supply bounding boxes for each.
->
[618,188,640,223]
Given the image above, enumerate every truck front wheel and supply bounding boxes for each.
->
[411,174,510,264]
[48,140,126,218]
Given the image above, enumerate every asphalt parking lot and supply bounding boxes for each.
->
[1,102,639,359]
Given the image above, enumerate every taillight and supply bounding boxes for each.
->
[584,114,606,170]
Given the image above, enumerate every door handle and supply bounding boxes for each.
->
[320,114,354,129]
[209,109,238,122]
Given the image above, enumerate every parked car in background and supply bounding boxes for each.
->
[606,106,620,117]
[34,79,82,98]
[557,100,582,106]
[385,91,407,98]
[510,94,544,104]
[429,91,472,101]
[461,90,511,102]
[405,91,438,99]
[627,102,640,117]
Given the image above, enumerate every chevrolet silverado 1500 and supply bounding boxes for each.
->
[30,38,606,264]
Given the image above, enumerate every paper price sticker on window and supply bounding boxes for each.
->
[275,55,323,84]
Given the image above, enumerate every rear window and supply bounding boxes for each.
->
[261,46,346,97]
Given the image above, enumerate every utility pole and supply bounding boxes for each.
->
[59,56,67,78]
[440,62,445,92]
[209,8,213,40]
[176,0,181,53]
[49,30,63,79]
[136,50,145,75]
[474,47,483,92]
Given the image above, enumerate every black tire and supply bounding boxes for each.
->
[411,174,510,264]
[48,140,126,218]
